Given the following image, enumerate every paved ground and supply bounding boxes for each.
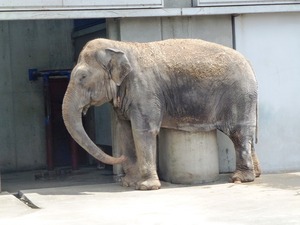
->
[1,169,300,225]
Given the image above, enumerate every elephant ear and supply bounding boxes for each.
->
[97,48,132,86]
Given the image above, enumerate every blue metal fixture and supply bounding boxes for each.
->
[28,69,71,82]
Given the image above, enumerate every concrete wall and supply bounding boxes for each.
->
[3,11,298,174]
[108,16,236,174]
[0,20,73,172]
[118,16,232,46]
[235,13,300,173]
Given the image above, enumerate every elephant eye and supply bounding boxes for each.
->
[79,74,86,82]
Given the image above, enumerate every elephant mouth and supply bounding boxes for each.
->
[81,99,104,116]
[82,104,90,115]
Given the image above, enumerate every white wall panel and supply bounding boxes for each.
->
[235,13,300,172]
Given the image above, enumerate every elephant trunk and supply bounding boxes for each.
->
[62,85,125,165]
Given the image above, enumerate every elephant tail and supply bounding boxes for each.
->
[255,98,259,144]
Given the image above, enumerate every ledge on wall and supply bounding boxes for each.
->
[1,3,300,20]
[192,0,300,7]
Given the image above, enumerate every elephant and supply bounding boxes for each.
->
[62,38,261,190]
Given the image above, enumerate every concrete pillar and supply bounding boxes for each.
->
[158,129,219,184]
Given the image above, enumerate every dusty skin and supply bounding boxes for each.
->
[62,38,261,190]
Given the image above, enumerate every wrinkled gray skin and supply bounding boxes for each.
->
[62,38,261,190]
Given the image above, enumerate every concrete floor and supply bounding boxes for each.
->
[1,167,116,193]
[1,168,300,225]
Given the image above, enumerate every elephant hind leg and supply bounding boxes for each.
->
[229,127,256,183]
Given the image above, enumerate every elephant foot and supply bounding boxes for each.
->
[121,174,139,187]
[136,178,161,191]
[253,162,261,178]
[254,165,261,178]
[252,153,261,178]
[230,169,255,184]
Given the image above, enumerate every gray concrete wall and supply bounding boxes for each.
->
[108,16,236,174]
[0,20,73,172]
[164,0,192,8]
[118,16,232,46]
[1,9,298,175]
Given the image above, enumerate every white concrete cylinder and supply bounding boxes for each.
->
[158,129,219,184]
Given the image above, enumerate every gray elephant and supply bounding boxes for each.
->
[62,38,261,190]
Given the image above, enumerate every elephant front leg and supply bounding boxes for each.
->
[132,128,161,190]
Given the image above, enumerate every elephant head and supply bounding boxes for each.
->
[62,42,132,165]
